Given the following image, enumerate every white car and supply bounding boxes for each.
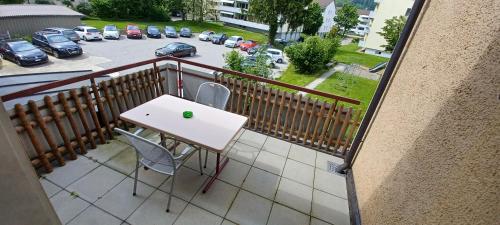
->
[198,30,214,41]
[102,24,120,39]
[224,36,243,48]
[73,26,102,41]
[266,48,284,63]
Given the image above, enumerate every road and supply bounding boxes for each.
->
[0,34,288,78]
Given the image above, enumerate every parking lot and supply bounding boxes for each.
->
[0,34,288,78]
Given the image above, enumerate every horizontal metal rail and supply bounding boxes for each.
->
[1,56,360,105]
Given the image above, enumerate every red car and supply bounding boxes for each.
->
[240,40,257,51]
[126,24,142,39]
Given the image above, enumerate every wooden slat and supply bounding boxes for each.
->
[267,89,279,134]
[132,73,145,104]
[229,78,236,113]
[81,86,106,144]
[253,86,265,130]
[311,102,327,147]
[145,70,156,99]
[58,92,87,154]
[15,104,53,172]
[236,80,244,114]
[110,79,126,113]
[274,90,286,136]
[282,94,294,139]
[70,89,96,149]
[28,100,65,166]
[100,82,119,127]
[318,100,337,148]
[44,96,77,160]
[242,81,251,116]
[153,62,165,95]
[335,107,353,151]
[340,110,361,155]
[260,87,272,131]
[288,94,302,141]
[295,98,310,143]
[125,75,138,106]
[326,106,344,150]
[120,76,133,109]
[247,83,258,128]
[91,82,113,139]
[303,99,318,144]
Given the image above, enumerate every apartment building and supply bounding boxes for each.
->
[317,0,336,37]
[360,0,414,58]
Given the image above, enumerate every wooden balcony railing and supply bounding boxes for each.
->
[2,56,361,173]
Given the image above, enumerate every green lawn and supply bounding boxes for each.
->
[272,65,327,93]
[334,44,388,68]
[311,72,379,113]
[82,18,268,43]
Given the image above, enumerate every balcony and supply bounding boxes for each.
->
[3,57,360,225]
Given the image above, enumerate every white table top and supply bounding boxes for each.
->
[120,95,248,152]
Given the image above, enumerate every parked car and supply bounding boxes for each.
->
[32,31,82,58]
[179,27,192,37]
[126,24,142,39]
[42,27,80,43]
[240,40,257,51]
[198,30,214,41]
[164,26,178,38]
[146,25,162,38]
[211,33,228,45]
[224,36,243,48]
[103,24,120,39]
[242,54,275,68]
[155,42,196,57]
[266,48,284,63]
[73,26,102,41]
[0,40,48,66]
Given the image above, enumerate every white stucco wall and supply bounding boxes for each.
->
[318,2,336,36]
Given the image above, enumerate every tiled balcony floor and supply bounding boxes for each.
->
[39,129,349,225]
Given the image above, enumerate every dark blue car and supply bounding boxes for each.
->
[32,31,82,58]
[0,40,48,66]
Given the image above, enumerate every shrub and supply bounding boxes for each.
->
[62,0,73,8]
[285,36,340,73]
[224,50,272,79]
[149,5,171,21]
[34,0,54,4]
[76,2,92,15]
[224,50,245,72]
[90,0,114,18]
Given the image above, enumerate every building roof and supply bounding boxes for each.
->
[314,0,335,9]
[0,4,84,18]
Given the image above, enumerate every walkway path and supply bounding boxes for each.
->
[298,63,347,95]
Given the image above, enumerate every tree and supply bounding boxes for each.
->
[249,0,312,44]
[333,3,359,37]
[224,49,272,78]
[285,36,340,73]
[378,15,407,52]
[302,2,323,35]
[0,0,24,3]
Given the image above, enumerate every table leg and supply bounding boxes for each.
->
[202,152,229,193]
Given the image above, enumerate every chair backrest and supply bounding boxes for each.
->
[114,128,175,169]
[195,82,231,110]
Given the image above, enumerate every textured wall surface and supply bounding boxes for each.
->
[0,16,81,36]
[352,0,500,224]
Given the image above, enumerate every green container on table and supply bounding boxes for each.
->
[183,111,193,118]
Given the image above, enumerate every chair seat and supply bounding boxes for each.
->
[139,146,194,175]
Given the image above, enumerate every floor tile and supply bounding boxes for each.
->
[312,190,349,225]
[314,169,347,199]
[95,177,155,220]
[218,159,251,187]
[85,141,130,163]
[173,204,223,225]
[227,141,260,165]
[105,147,137,175]
[288,144,317,166]
[40,178,61,198]
[315,152,343,171]
[262,137,291,157]
[50,191,90,224]
[267,203,310,225]
[159,167,209,201]
[67,205,122,225]
[221,219,237,225]
[226,190,273,225]
[237,129,267,148]
[253,151,286,175]
[311,217,333,225]
[184,150,216,173]
[282,159,314,187]
[191,180,238,216]
[67,166,126,202]
[127,190,188,225]
[44,157,99,187]
[129,166,168,188]
[233,128,245,141]
[275,178,313,214]
[242,167,280,200]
